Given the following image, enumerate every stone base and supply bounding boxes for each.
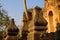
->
[27,31,41,40]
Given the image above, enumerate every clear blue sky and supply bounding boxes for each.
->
[0,0,44,26]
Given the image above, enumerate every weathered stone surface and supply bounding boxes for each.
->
[5,36,17,40]
[34,6,47,26]
[4,19,19,40]
[21,0,60,40]
[22,6,48,40]
[56,23,60,31]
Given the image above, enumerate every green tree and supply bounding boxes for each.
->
[0,4,10,40]
[0,4,10,31]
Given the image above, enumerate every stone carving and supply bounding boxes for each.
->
[4,19,19,40]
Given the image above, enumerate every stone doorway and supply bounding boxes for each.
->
[48,11,54,32]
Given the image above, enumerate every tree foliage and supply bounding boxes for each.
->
[0,4,10,40]
[0,4,10,31]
